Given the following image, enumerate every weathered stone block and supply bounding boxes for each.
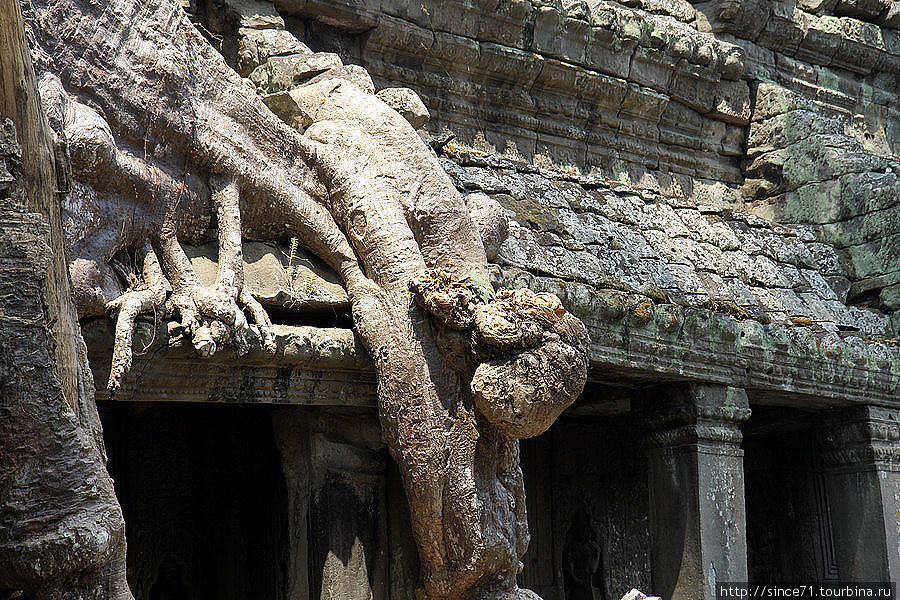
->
[430,30,479,70]
[221,0,285,29]
[184,240,349,311]
[375,87,429,129]
[843,233,900,279]
[477,0,532,47]
[819,207,900,250]
[249,51,343,92]
[262,87,315,130]
[667,70,716,114]
[628,46,679,91]
[835,0,891,23]
[533,6,589,62]
[880,283,900,311]
[755,1,805,56]
[237,27,311,76]
[708,79,751,125]
[584,26,638,79]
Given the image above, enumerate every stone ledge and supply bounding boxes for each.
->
[586,313,900,407]
[84,320,377,405]
[696,0,900,75]
[83,282,900,409]
[495,267,900,408]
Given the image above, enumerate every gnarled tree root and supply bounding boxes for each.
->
[26,0,591,597]
[106,239,166,392]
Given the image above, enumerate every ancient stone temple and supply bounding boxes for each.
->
[0,0,898,599]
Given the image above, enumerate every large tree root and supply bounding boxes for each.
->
[41,73,276,391]
[291,76,589,598]
[26,0,590,597]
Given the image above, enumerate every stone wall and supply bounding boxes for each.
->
[743,83,899,314]
[244,0,898,189]
[441,147,900,403]
[231,0,753,203]
[70,0,900,596]
[210,0,898,314]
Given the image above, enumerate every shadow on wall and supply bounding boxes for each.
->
[308,474,383,600]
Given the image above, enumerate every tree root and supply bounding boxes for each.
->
[106,240,166,392]
[413,273,590,439]
[159,175,275,361]
[42,74,277,390]
[28,0,591,597]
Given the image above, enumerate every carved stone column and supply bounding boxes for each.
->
[272,407,388,600]
[639,384,751,600]
[818,405,900,583]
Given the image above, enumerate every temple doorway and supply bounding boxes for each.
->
[99,402,289,600]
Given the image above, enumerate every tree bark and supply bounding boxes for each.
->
[0,0,132,596]
[20,0,591,597]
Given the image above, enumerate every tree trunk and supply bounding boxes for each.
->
[0,0,132,596]
[20,0,591,597]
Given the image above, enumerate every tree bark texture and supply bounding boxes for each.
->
[0,0,132,596]
[21,0,591,597]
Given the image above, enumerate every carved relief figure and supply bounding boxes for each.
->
[562,509,604,600]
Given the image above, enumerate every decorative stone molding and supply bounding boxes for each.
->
[84,319,377,406]
[638,384,751,448]
[493,265,900,408]
[818,405,900,471]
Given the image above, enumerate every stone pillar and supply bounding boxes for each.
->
[306,409,387,600]
[640,384,751,600]
[272,407,312,600]
[818,405,900,583]
[272,407,388,600]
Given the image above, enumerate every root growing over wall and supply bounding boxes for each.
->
[22,0,590,597]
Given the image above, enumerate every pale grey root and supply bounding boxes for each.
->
[15,0,590,598]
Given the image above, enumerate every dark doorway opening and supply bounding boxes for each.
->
[99,402,288,600]
[743,406,840,583]
[518,410,652,600]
